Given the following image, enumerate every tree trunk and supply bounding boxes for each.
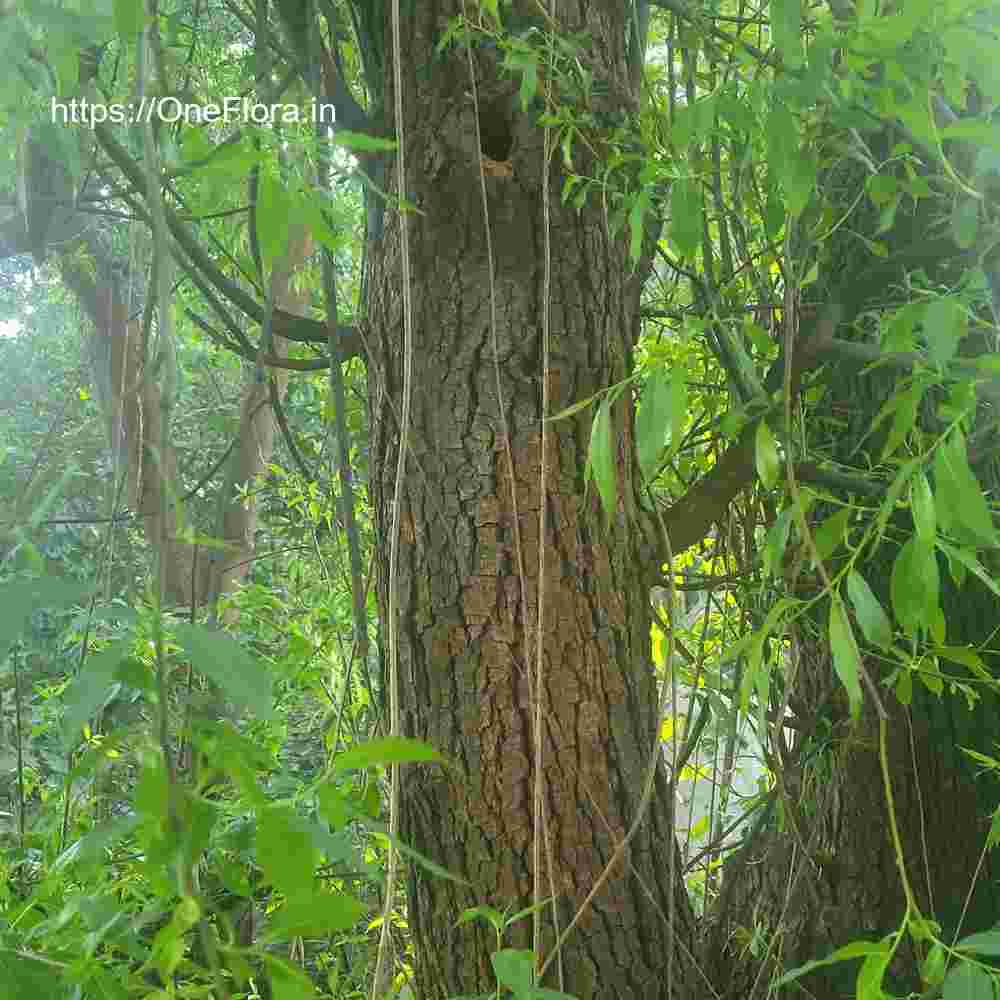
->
[713,128,1000,997]
[364,5,699,997]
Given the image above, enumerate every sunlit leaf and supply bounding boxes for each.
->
[637,368,672,480]
[755,420,780,489]
[333,736,442,771]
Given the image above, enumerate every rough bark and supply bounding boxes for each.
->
[364,5,700,998]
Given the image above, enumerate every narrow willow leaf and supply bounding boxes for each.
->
[628,188,651,266]
[331,130,398,153]
[257,171,292,267]
[755,420,780,489]
[545,391,601,422]
[829,597,863,719]
[770,0,804,69]
[774,941,889,988]
[811,507,852,566]
[846,570,892,650]
[937,541,1000,601]
[589,397,617,514]
[670,178,702,261]
[910,471,936,542]
[763,507,794,577]
[636,367,672,481]
[783,149,816,217]
[881,382,923,461]
[890,537,939,637]
[333,736,442,771]
[936,645,990,679]
[666,365,689,462]
[934,430,997,546]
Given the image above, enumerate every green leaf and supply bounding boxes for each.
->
[895,667,913,705]
[829,597,863,719]
[923,297,967,368]
[331,130,397,153]
[546,389,602,423]
[456,905,506,931]
[492,950,536,997]
[516,59,538,112]
[172,623,274,718]
[666,365,689,463]
[956,930,1000,957]
[257,806,317,897]
[263,955,317,1000]
[910,471,936,542]
[670,178,702,261]
[333,736,442,771]
[891,537,939,637]
[771,0,804,69]
[811,507,852,565]
[921,944,947,987]
[988,809,1000,850]
[937,541,1000,602]
[381,831,472,885]
[783,150,817,218]
[881,382,923,461]
[0,950,66,1000]
[637,368,672,480]
[952,197,980,249]
[774,940,889,987]
[755,420,780,489]
[628,188,651,266]
[856,950,889,999]
[936,645,990,680]
[61,639,131,742]
[257,171,292,267]
[0,578,91,661]
[942,962,994,1000]
[53,814,140,871]
[872,458,919,554]
[113,0,144,36]
[589,396,617,515]
[934,430,997,547]
[264,891,367,940]
[846,570,892,650]
[764,507,794,577]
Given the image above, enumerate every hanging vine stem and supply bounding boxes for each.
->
[532,0,556,976]
[371,0,413,992]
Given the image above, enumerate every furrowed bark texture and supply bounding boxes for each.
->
[364,4,698,998]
